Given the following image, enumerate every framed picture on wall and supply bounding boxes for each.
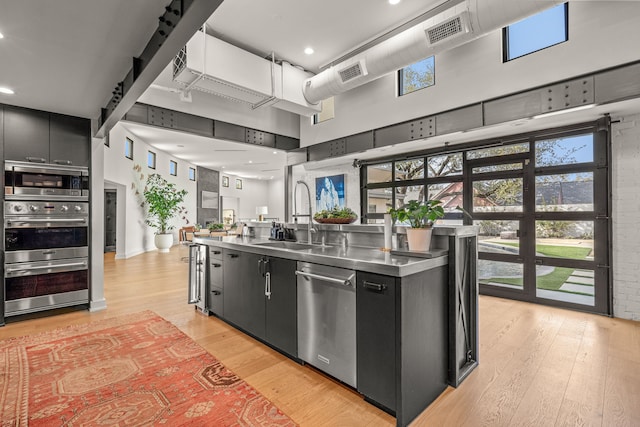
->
[222,176,229,187]
[236,178,243,190]
[315,174,345,212]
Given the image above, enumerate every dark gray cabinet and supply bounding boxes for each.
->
[222,249,266,340]
[207,247,224,316]
[2,105,90,166]
[264,256,297,357]
[356,266,449,426]
[356,272,397,412]
[221,249,297,357]
[3,105,50,163]
[49,113,90,166]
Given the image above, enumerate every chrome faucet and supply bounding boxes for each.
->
[293,180,316,244]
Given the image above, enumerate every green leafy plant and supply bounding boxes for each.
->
[313,207,357,220]
[388,199,444,228]
[141,172,188,234]
[207,223,225,231]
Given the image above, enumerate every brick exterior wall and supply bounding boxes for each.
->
[612,113,640,321]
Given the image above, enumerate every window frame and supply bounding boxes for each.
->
[147,151,156,170]
[189,167,196,181]
[502,3,569,62]
[397,55,436,97]
[169,160,177,176]
[124,137,134,160]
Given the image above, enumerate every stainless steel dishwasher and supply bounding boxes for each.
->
[296,261,357,388]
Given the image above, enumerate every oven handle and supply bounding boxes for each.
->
[5,261,88,274]
[7,218,87,226]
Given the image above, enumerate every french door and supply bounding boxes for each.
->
[465,123,610,314]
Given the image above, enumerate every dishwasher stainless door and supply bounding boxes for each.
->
[297,262,357,388]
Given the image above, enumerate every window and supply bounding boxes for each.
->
[124,137,133,160]
[503,3,568,61]
[189,167,196,181]
[147,151,156,169]
[313,97,335,124]
[169,160,177,176]
[398,56,435,96]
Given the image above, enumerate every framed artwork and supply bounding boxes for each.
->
[201,191,219,209]
[236,178,243,190]
[222,176,229,187]
[315,174,345,212]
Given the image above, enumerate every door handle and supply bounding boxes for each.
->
[362,281,387,291]
[211,263,221,268]
[211,290,222,296]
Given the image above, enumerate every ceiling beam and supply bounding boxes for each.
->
[94,0,224,138]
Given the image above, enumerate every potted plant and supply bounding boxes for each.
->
[313,207,358,224]
[142,173,188,252]
[388,199,445,251]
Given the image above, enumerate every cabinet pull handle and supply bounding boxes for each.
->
[25,157,46,163]
[228,254,239,258]
[265,272,271,300]
[363,281,387,291]
[211,250,221,254]
[211,263,221,268]
[211,290,221,296]
[53,159,73,165]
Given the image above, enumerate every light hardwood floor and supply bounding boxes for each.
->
[2,245,639,426]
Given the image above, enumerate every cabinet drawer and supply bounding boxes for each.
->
[209,260,223,286]
[209,247,223,261]
[208,286,223,316]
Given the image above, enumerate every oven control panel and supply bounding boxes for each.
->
[5,201,89,216]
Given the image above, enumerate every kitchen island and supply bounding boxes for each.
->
[191,225,477,427]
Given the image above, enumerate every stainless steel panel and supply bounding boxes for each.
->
[5,217,88,228]
[5,160,89,176]
[595,62,640,104]
[5,246,88,264]
[5,201,89,216]
[435,104,483,135]
[484,89,544,125]
[297,261,357,387]
[5,289,89,316]
[4,257,88,278]
[188,244,207,311]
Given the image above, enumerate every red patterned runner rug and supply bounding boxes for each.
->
[0,310,297,426]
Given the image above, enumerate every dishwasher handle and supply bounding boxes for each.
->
[295,270,354,287]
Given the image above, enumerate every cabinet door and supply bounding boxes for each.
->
[3,105,50,163]
[49,113,90,166]
[222,250,265,339]
[265,257,297,357]
[356,272,397,412]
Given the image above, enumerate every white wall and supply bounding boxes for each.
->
[300,2,640,145]
[219,173,271,221]
[268,177,286,222]
[612,113,640,321]
[104,123,197,258]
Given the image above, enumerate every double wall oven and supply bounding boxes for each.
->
[4,161,89,318]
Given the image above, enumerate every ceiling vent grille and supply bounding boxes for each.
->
[425,12,470,46]
[173,46,187,80]
[339,60,368,84]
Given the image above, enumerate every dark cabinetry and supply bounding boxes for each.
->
[356,266,449,426]
[2,105,90,166]
[207,247,224,316]
[356,272,397,412]
[221,249,297,356]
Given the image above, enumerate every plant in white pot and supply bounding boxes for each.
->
[388,199,445,252]
[141,172,188,253]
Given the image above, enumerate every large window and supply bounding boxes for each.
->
[361,122,610,315]
[398,56,435,96]
[503,3,568,61]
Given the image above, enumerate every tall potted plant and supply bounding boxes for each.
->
[388,199,445,251]
[142,173,188,253]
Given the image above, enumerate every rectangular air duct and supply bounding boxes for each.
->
[173,31,320,116]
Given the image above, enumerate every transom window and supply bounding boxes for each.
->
[124,137,133,160]
[169,160,177,176]
[398,56,435,96]
[503,3,568,61]
[147,151,156,169]
[189,167,196,181]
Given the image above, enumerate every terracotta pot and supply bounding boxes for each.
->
[406,227,433,252]
[154,233,173,253]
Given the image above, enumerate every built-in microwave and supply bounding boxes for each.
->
[4,161,89,201]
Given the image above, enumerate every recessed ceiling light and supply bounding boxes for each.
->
[0,32,4,39]
[273,151,277,154]
[304,47,314,55]
[389,0,401,4]
[0,87,15,95]
[248,160,253,163]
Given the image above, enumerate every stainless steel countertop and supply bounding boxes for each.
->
[192,236,448,277]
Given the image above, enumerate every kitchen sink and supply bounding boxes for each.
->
[254,241,315,250]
